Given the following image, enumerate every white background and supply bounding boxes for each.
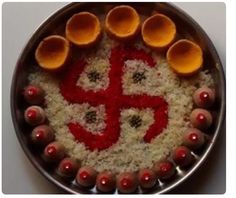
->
[2,2,226,194]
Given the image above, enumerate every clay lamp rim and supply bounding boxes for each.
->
[166,39,203,76]
[105,5,140,40]
[65,12,101,47]
[35,35,70,70]
[142,13,176,49]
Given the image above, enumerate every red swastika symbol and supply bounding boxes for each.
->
[60,46,168,151]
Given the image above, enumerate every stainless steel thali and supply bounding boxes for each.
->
[11,2,226,194]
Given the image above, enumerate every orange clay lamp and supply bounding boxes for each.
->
[142,14,176,50]
[65,12,101,47]
[35,35,70,71]
[167,39,203,76]
[105,5,140,41]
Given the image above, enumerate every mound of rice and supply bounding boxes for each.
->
[29,33,214,173]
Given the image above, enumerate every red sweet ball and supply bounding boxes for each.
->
[24,85,45,105]
[57,158,80,178]
[183,128,205,150]
[117,172,138,194]
[193,87,215,108]
[138,168,156,189]
[76,166,98,188]
[153,160,175,180]
[24,106,46,126]
[96,171,116,193]
[43,141,65,162]
[31,125,54,146]
[190,108,213,130]
[172,146,194,167]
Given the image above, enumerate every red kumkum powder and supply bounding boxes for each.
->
[60,46,168,151]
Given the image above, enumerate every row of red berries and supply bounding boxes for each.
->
[22,84,214,193]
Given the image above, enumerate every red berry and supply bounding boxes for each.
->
[24,106,46,126]
[190,108,213,130]
[96,171,116,193]
[193,87,215,108]
[80,171,89,180]
[117,172,138,193]
[100,176,109,186]
[26,109,37,121]
[189,132,199,142]
[173,146,193,167]
[57,158,79,178]
[27,87,37,97]
[199,91,209,102]
[121,178,132,189]
[160,162,173,173]
[183,128,205,150]
[46,146,57,156]
[153,160,175,180]
[76,167,97,188]
[43,142,65,162]
[141,172,151,183]
[196,113,206,123]
[62,162,73,173]
[139,169,156,189]
[31,125,55,146]
[176,148,187,159]
[24,85,44,105]
[35,130,45,140]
